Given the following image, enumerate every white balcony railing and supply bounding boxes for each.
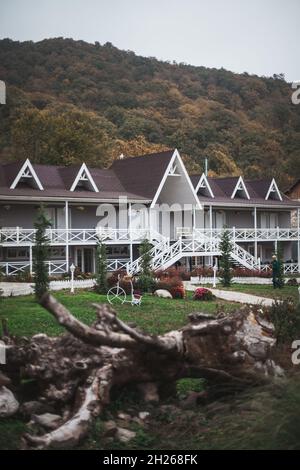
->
[191,227,300,242]
[0,227,166,245]
[0,260,67,276]
[0,258,131,276]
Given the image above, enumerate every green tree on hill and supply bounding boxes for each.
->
[33,206,51,300]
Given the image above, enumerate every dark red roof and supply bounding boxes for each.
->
[0,150,175,201]
[192,174,299,207]
[110,150,174,199]
[285,179,300,196]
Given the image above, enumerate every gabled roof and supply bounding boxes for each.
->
[231,176,250,200]
[9,159,44,190]
[69,163,99,192]
[110,149,174,200]
[0,150,191,203]
[0,160,149,201]
[285,178,300,196]
[192,175,299,207]
[265,178,282,201]
[149,149,201,209]
[194,173,215,198]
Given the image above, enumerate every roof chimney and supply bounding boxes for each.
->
[119,153,125,160]
[204,157,208,176]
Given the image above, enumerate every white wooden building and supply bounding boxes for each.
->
[0,149,299,276]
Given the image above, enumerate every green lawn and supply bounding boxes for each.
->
[0,290,238,337]
[3,289,299,450]
[220,283,299,302]
[0,290,239,450]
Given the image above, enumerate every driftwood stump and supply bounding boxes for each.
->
[0,294,282,449]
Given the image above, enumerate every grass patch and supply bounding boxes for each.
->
[220,284,299,302]
[176,378,206,397]
[0,290,237,337]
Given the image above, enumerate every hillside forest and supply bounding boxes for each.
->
[0,38,299,186]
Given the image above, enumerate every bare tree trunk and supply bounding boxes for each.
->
[1,294,282,449]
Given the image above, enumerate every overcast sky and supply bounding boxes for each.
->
[1,0,299,82]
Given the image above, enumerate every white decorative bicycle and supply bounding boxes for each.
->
[107,274,142,306]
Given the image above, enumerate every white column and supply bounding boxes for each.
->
[254,207,258,260]
[130,243,133,264]
[129,202,133,265]
[128,202,132,231]
[65,201,69,272]
[298,208,300,271]
[209,205,213,267]
[29,245,33,275]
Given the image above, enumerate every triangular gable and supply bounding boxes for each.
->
[10,159,44,190]
[231,176,250,200]
[70,163,99,192]
[195,173,214,198]
[150,149,202,209]
[265,178,282,201]
[168,161,180,176]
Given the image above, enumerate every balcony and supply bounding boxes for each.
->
[181,227,300,242]
[0,227,166,246]
[0,258,130,276]
[1,226,299,247]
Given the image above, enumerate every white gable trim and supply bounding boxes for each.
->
[150,149,202,209]
[195,173,215,198]
[10,159,44,190]
[70,163,99,192]
[265,178,282,201]
[231,176,250,200]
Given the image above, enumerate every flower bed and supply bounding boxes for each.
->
[193,287,215,301]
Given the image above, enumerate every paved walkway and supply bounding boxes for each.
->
[209,288,275,307]
[184,282,275,307]
[0,282,34,297]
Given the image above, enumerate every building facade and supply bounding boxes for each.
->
[0,149,299,276]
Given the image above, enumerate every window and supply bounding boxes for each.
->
[49,247,66,259]
[7,248,29,260]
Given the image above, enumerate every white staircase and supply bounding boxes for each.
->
[127,231,261,275]
[230,242,260,270]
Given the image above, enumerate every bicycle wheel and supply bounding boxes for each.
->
[107,286,126,304]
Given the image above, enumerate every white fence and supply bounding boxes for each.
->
[189,276,300,286]
[50,279,96,291]
[0,259,130,276]
[0,279,96,297]
[0,260,67,276]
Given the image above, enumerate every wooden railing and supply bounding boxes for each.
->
[0,227,166,245]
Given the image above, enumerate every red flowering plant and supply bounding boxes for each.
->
[193,287,215,301]
[170,285,186,299]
